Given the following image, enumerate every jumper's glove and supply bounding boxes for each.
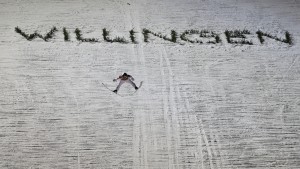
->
[113,79,117,82]
[131,78,135,81]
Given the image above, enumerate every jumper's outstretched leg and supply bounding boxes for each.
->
[113,80,125,93]
[128,79,139,90]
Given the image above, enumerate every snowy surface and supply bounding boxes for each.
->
[1,0,300,168]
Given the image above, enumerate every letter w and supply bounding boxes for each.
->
[15,27,57,41]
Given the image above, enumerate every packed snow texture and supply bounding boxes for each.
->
[0,0,300,168]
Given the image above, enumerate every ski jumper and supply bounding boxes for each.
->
[114,74,138,93]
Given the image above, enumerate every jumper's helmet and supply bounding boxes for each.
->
[123,73,128,76]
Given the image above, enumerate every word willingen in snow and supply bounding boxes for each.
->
[15,27,293,46]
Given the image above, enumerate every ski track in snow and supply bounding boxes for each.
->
[1,0,300,168]
[129,2,150,168]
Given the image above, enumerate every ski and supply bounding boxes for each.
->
[130,81,143,95]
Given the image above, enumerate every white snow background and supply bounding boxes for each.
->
[0,0,300,168]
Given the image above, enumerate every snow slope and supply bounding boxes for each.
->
[0,0,300,168]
